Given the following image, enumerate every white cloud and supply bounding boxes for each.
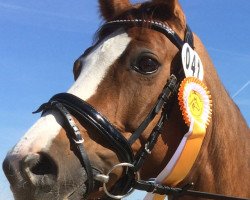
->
[0,2,87,22]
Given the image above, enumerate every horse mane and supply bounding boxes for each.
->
[186,39,250,196]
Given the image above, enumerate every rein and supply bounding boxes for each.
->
[33,19,249,200]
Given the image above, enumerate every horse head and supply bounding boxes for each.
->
[3,0,249,199]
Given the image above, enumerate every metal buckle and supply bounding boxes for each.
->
[73,138,84,144]
[101,163,140,199]
[145,143,152,154]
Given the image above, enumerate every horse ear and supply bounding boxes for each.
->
[99,0,132,21]
[151,0,186,29]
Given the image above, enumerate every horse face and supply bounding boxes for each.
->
[3,1,186,199]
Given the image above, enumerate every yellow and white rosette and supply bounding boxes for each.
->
[178,77,212,131]
[145,77,212,200]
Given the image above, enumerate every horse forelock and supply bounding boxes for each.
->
[95,1,186,43]
[98,0,186,28]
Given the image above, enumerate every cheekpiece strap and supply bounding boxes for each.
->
[184,25,194,49]
[33,100,94,194]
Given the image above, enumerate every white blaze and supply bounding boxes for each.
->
[11,30,131,155]
[69,31,131,100]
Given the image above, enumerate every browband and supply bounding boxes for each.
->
[100,19,193,50]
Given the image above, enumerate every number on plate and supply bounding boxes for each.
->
[181,43,204,80]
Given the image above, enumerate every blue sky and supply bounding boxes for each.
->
[0,1,249,199]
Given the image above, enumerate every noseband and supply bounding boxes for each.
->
[34,20,248,200]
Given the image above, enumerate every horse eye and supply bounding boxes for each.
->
[73,60,82,80]
[132,55,160,75]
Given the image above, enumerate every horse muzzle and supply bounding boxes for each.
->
[3,92,136,200]
[3,150,89,200]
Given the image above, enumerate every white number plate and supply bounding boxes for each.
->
[181,43,204,80]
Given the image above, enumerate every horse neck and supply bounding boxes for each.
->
[184,37,250,197]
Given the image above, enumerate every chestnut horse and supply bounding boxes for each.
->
[3,0,249,200]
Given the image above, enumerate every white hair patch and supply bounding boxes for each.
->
[11,30,131,156]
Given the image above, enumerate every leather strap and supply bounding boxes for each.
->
[34,93,135,196]
[54,102,94,194]
[102,19,185,50]
[185,25,194,49]
[128,74,178,145]
[134,180,249,200]
[33,101,94,194]
[50,93,134,164]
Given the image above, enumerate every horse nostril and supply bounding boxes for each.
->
[22,153,58,184]
[31,153,57,176]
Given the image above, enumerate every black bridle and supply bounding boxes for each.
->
[34,19,249,200]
